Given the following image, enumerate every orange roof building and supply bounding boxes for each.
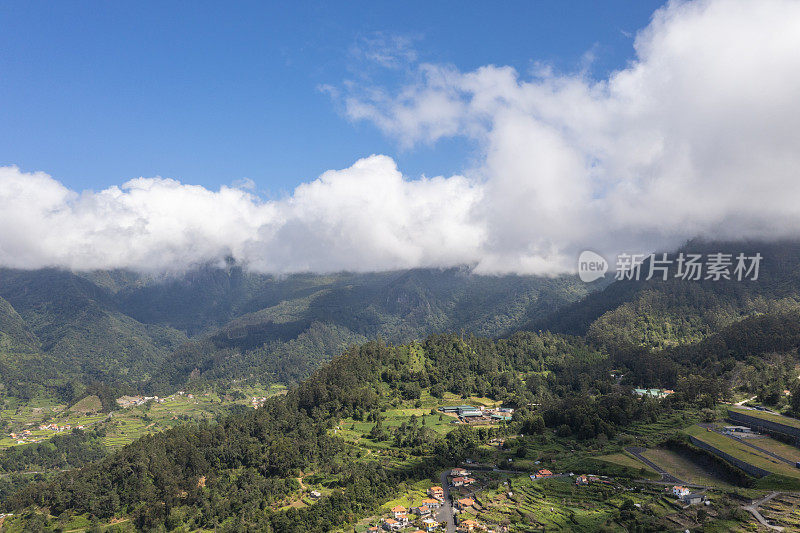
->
[457,497,474,509]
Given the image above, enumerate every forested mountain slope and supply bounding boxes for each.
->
[536,240,800,349]
[0,266,593,402]
[0,332,622,531]
[12,313,800,531]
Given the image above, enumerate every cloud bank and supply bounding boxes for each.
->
[3,0,800,274]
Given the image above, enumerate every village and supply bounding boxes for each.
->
[7,422,87,445]
[364,466,491,532]
[359,461,713,533]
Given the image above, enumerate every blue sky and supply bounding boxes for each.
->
[0,0,665,195]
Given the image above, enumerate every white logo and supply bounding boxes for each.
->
[578,250,608,282]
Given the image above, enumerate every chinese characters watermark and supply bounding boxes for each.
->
[578,251,762,283]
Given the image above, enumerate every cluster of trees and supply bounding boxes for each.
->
[0,428,106,474]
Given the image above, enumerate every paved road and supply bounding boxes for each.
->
[701,424,797,466]
[743,491,784,531]
[436,470,456,533]
[625,446,685,484]
[435,464,521,533]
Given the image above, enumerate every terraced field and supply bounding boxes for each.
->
[686,425,800,479]
[759,493,800,530]
[474,475,668,532]
[1,384,283,451]
[640,448,739,488]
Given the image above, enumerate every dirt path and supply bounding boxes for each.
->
[743,491,784,531]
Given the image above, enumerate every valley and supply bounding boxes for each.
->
[4,241,800,531]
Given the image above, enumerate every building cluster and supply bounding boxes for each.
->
[633,388,675,399]
[450,468,476,487]
[7,419,93,445]
[115,395,163,408]
[669,486,706,505]
[438,405,514,425]
[38,422,84,432]
[371,498,441,531]
[7,430,29,444]
[251,396,268,409]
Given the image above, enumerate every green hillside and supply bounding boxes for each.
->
[537,240,800,350]
[0,266,594,403]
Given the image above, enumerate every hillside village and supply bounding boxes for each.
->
[342,393,800,532]
[1,385,281,451]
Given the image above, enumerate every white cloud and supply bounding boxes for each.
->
[2,0,800,274]
[338,0,800,272]
[0,157,482,273]
[349,32,419,70]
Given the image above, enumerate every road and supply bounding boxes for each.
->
[625,447,685,484]
[700,424,797,466]
[735,396,757,406]
[436,470,456,533]
[743,491,784,531]
[435,464,520,533]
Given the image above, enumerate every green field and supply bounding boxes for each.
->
[749,436,800,463]
[595,452,658,474]
[686,425,800,479]
[335,409,462,454]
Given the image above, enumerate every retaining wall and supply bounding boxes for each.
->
[728,409,800,442]
[689,435,772,478]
